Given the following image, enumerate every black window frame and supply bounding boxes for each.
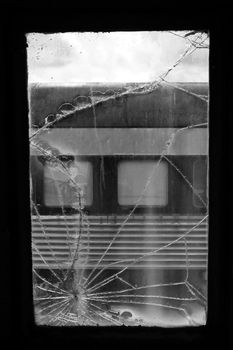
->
[193,158,207,209]
[8,10,232,349]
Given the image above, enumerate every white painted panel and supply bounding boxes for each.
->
[30,128,207,155]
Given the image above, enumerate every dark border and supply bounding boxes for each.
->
[2,4,233,349]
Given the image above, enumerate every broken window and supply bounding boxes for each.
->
[28,31,209,327]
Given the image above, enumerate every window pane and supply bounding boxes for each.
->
[118,160,168,206]
[193,159,207,208]
[44,160,93,206]
[28,32,209,328]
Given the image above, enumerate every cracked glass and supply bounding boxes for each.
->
[28,31,209,327]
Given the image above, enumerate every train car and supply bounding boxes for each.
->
[29,82,208,325]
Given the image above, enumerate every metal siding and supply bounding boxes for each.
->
[29,83,208,127]
[30,128,207,156]
[32,215,208,269]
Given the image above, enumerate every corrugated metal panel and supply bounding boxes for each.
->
[32,215,208,269]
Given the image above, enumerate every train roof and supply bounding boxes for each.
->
[29,82,208,128]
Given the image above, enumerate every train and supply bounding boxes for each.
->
[29,82,208,318]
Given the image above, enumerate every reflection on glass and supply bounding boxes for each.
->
[118,160,168,206]
[193,159,207,208]
[44,160,93,206]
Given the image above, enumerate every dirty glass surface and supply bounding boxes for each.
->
[118,161,168,206]
[44,160,93,206]
[28,31,209,327]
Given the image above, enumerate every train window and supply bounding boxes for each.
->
[118,160,168,206]
[44,160,93,207]
[193,159,207,208]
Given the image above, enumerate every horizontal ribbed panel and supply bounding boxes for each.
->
[31,215,208,269]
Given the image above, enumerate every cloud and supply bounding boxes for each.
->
[27,31,209,83]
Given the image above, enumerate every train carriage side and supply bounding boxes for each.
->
[30,83,208,288]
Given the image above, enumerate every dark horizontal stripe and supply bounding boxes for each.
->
[33,265,207,269]
[32,228,206,233]
[29,83,208,128]
[33,255,207,261]
[33,256,207,261]
[32,238,207,243]
[32,215,206,219]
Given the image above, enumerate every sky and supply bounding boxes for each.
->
[27,31,209,83]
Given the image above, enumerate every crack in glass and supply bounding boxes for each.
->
[29,32,208,327]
